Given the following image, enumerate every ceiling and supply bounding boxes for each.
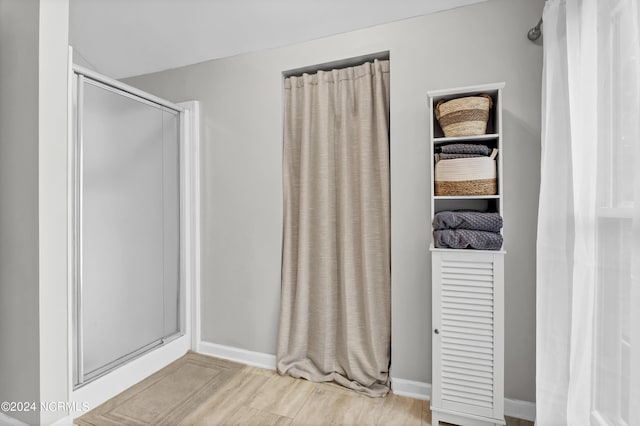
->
[69,0,485,79]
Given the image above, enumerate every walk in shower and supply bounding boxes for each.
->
[71,66,183,388]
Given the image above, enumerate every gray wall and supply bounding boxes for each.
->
[1,0,69,424]
[0,0,41,424]
[125,0,542,402]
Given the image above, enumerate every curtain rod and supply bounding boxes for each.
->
[283,51,389,78]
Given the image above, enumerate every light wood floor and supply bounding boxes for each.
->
[76,352,532,426]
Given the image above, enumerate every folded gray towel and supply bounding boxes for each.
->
[438,153,486,160]
[434,229,503,250]
[433,211,503,232]
[440,143,491,155]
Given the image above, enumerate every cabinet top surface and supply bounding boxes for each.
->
[434,195,500,200]
[432,134,500,144]
[430,244,506,255]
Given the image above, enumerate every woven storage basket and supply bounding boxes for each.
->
[435,94,492,137]
[434,156,497,196]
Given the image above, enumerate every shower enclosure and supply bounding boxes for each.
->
[71,66,183,388]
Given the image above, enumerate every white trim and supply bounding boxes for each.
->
[390,378,536,422]
[177,101,201,353]
[197,341,277,370]
[70,337,189,417]
[597,206,633,219]
[0,413,28,426]
[66,44,76,405]
[426,81,506,98]
[391,377,431,400]
[433,406,506,426]
[49,415,73,426]
[504,397,536,422]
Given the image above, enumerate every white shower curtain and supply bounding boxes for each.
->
[537,0,640,425]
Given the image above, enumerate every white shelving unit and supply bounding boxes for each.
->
[428,83,506,426]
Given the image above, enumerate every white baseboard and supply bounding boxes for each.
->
[49,414,73,426]
[504,397,536,422]
[197,341,276,371]
[0,411,73,426]
[390,377,535,422]
[0,410,74,426]
[0,413,28,426]
[391,377,432,400]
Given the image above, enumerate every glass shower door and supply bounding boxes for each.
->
[74,77,180,386]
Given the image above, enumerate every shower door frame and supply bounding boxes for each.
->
[67,60,201,411]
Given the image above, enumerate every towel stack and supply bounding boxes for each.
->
[433,210,503,250]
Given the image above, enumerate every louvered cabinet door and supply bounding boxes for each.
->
[431,250,505,424]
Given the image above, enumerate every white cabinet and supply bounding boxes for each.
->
[431,250,505,426]
[428,83,506,426]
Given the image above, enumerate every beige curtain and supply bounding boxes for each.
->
[277,60,391,397]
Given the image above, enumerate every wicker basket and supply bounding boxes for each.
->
[435,94,493,137]
[434,155,497,196]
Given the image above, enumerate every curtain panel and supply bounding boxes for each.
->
[277,60,391,397]
[537,1,640,424]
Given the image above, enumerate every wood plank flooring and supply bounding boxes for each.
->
[75,352,532,426]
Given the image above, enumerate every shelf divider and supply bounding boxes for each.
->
[434,195,500,200]
[433,133,499,144]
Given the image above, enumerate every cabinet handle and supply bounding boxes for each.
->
[434,329,440,335]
